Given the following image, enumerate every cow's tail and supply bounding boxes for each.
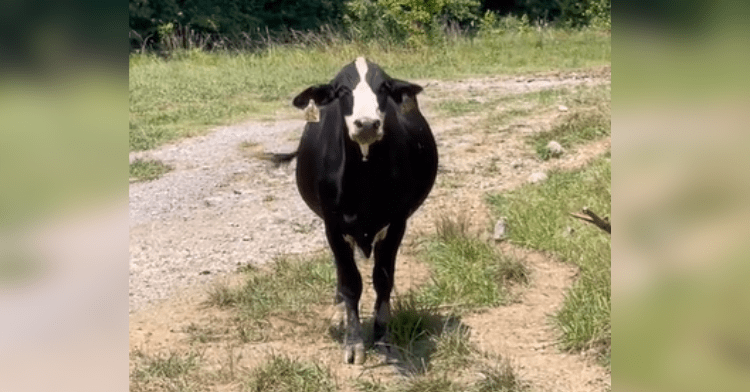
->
[257,151,298,167]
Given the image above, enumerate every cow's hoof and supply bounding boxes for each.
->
[344,342,366,365]
[374,341,399,364]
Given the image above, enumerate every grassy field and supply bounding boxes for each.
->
[129,27,610,152]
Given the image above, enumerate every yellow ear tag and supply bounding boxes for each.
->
[303,99,320,123]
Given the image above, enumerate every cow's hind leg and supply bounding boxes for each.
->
[326,226,365,364]
[372,220,407,347]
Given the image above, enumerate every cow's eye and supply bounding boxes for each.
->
[336,86,352,97]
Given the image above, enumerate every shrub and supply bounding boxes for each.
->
[343,0,481,46]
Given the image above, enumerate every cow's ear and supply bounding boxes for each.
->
[383,79,423,104]
[293,84,336,109]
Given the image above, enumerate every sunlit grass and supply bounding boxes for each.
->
[419,215,528,309]
[243,355,336,392]
[487,153,611,363]
[129,158,172,182]
[129,28,610,152]
[207,253,336,321]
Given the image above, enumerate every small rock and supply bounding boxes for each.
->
[511,160,523,169]
[558,105,569,112]
[493,218,508,241]
[199,270,211,275]
[528,172,548,184]
[546,140,565,158]
[204,196,223,207]
[233,189,243,195]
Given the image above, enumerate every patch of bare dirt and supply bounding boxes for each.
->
[129,67,610,391]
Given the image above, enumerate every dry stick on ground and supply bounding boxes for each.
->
[569,207,611,234]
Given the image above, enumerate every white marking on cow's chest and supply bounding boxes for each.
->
[345,57,384,161]
[342,224,390,259]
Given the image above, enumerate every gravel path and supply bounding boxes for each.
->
[129,119,327,312]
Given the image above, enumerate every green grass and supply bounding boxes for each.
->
[435,99,487,116]
[435,84,610,142]
[395,376,462,392]
[207,253,336,321]
[129,158,173,182]
[419,215,528,309]
[130,28,610,152]
[531,107,611,160]
[384,295,447,373]
[486,153,611,362]
[527,84,610,160]
[130,350,202,392]
[473,359,529,392]
[243,355,336,392]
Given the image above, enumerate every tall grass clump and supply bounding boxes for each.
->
[129,158,172,182]
[419,215,528,309]
[377,293,477,375]
[244,355,336,392]
[473,359,529,392]
[130,350,202,392]
[487,153,611,363]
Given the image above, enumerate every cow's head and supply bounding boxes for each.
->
[293,57,422,158]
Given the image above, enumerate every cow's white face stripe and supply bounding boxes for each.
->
[344,57,384,160]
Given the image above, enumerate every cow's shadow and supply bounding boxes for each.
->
[328,303,469,375]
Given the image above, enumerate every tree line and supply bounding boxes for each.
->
[129,0,610,51]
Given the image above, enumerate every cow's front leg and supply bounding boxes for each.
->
[372,220,406,347]
[326,226,365,364]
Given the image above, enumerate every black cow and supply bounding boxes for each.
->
[275,57,437,364]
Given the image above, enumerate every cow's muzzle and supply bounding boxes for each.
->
[351,119,382,145]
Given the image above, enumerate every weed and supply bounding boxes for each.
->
[473,358,528,392]
[420,215,528,308]
[206,252,335,320]
[396,375,462,392]
[130,350,202,392]
[430,321,475,372]
[183,322,222,344]
[353,379,388,392]
[532,108,610,160]
[387,295,443,371]
[132,350,200,379]
[243,355,336,392]
[435,99,486,116]
[129,158,172,182]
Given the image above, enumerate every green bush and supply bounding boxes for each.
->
[343,0,482,46]
[513,0,610,27]
[129,0,346,50]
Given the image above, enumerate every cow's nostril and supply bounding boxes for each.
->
[354,120,363,128]
[373,120,381,129]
